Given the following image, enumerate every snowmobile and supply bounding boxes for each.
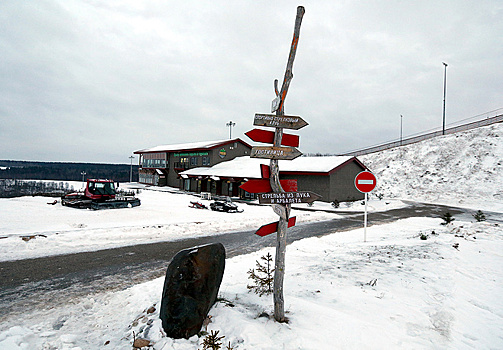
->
[210,197,243,213]
[61,179,141,210]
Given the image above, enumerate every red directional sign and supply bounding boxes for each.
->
[260,164,270,179]
[239,179,297,194]
[354,171,377,193]
[255,217,297,237]
[245,129,300,147]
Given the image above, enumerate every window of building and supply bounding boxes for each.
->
[202,156,210,166]
[190,157,198,166]
[141,153,167,168]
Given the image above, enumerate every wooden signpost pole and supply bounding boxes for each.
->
[271,6,305,323]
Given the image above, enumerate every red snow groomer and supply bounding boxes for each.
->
[61,179,141,210]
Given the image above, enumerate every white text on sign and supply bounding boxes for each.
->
[258,191,321,204]
[255,115,301,127]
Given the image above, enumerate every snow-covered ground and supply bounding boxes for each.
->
[1,123,502,349]
[1,216,501,349]
[0,182,408,262]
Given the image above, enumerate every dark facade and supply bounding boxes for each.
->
[280,158,366,203]
[181,177,248,199]
[134,139,252,188]
[180,156,368,203]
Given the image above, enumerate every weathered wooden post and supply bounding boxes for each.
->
[242,6,309,323]
[271,5,305,323]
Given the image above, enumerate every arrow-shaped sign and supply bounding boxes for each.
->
[254,114,308,130]
[245,129,300,147]
[255,216,297,237]
[239,179,297,194]
[251,146,302,160]
[260,164,270,179]
[258,191,322,205]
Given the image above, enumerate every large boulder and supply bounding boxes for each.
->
[160,243,225,339]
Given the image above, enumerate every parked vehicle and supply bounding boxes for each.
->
[210,197,243,213]
[61,179,140,210]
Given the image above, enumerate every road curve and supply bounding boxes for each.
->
[0,202,488,320]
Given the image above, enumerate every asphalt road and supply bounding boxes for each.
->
[0,202,496,321]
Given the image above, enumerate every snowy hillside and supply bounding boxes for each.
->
[361,122,503,211]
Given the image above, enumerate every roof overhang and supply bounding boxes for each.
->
[133,138,252,154]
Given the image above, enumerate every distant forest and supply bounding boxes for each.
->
[0,160,139,182]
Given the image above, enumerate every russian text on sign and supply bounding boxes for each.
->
[258,191,321,204]
[250,146,302,160]
[253,114,308,130]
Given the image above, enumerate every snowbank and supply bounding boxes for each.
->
[1,218,501,349]
[362,122,503,212]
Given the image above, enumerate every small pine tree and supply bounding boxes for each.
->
[473,210,486,222]
[201,330,225,350]
[247,253,274,296]
[440,212,455,225]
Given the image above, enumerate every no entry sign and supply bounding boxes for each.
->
[355,170,377,243]
[354,171,377,193]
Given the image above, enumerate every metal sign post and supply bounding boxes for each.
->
[354,171,377,242]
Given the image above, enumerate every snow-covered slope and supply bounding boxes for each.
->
[361,122,503,211]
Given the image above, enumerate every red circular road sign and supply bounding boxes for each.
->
[354,171,377,193]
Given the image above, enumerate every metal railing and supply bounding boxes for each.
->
[342,109,503,157]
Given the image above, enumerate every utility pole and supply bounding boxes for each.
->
[226,121,236,139]
[442,62,448,135]
[129,155,134,183]
[81,171,86,182]
[400,115,403,146]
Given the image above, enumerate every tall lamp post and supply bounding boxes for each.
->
[129,155,134,183]
[226,121,235,139]
[400,115,403,146]
[442,62,448,135]
[81,171,86,182]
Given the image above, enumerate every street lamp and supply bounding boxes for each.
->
[81,171,86,182]
[226,121,236,139]
[442,62,448,135]
[129,155,134,183]
[400,115,403,146]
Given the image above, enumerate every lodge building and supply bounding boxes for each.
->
[133,139,252,187]
[134,138,369,203]
[180,155,367,203]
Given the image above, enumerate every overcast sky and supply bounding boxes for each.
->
[1,1,502,164]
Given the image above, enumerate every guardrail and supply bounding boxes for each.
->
[342,111,503,157]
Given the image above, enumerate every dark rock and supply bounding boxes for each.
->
[160,243,225,339]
